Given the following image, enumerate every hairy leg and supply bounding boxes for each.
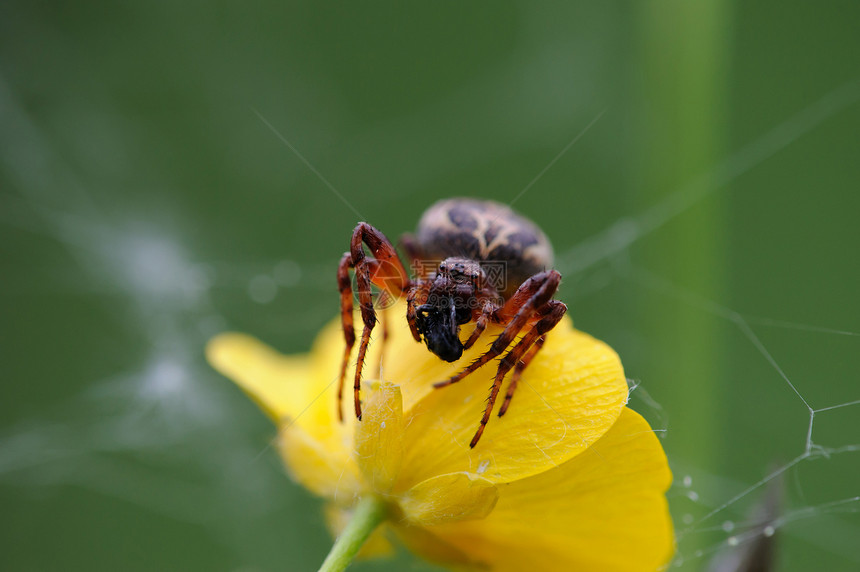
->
[434,270,561,388]
[470,300,566,447]
[462,300,496,351]
[498,337,544,417]
[336,252,355,421]
[405,283,428,343]
[341,222,411,420]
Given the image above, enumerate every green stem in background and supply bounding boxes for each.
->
[318,496,388,572]
[634,0,730,563]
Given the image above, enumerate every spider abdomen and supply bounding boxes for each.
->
[415,198,554,297]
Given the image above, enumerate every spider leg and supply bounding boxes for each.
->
[337,257,399,420]
[343,222,411,420]
[498,300,565,417]
[336,252,356,422]
[470,299,566,447]
[462,300,495,351]
[434,270,561,388]
[405,283,427,342]
[498,337,543,418]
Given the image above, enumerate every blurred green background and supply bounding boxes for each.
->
[2,1,859,570]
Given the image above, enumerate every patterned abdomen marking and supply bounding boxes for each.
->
[416,198,554,296]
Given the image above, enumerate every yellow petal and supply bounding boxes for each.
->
[398,408,674,572]
[393,523,477,566]
[207,333,360,500]
[278,423,363,505]
[209,303,631,509]
[307,303,628,488]
[399,472,499,526]
[353,383,404,493]
[394,322,628,488]
[206,332,314,424]
[305,305,463,415]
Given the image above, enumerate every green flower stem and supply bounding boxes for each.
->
[636,0,730,564]
[636,0,729,455]
[318,496,388,572]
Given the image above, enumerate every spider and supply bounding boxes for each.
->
[337,197,566,448]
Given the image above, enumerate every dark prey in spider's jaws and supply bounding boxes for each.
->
[337,198,566,447]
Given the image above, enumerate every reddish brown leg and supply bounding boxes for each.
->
[470,300,566,447]
[336,252,355,421]
[498,336,544,417]
[405,284,426,342]
[462,301,495,351]
[353,327,373,419]
[340,223,411,420]
[434,270,561,389]
[498,297,565,417]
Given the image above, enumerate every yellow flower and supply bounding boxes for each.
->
[207,302,674,571]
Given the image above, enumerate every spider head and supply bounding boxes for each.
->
[414,258,484,362]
